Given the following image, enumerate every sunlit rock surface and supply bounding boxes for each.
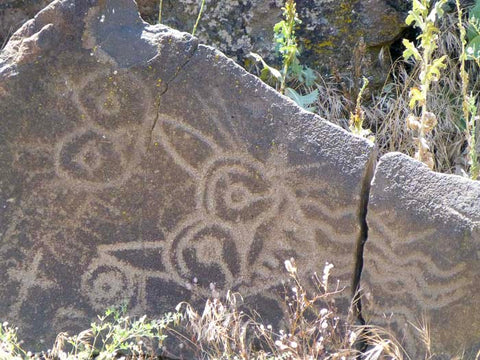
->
[362,152,480,359]
[0,0,375,352]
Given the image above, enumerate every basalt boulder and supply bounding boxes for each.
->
[0,0,375,352]
[362,152,480,359]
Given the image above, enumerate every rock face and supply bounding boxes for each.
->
[0,0,375,351]
[362,153,480,358]
[134,0,409,83]
[0,0,52,48]
[297,0,407,80]
[1,0,408,84]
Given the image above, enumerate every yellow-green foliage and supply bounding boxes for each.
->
[275,0,301,94]
[349,77,374,142]
[248,0,320,111]
[456,0,479,180]
[403,0,448,169]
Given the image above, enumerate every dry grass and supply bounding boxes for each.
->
[169,260,411,360]
[2,260,478,359]
[307,10,480,175]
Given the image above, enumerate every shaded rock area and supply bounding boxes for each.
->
[0,0,376,352]
[0,0,52,48]
[1,0,409,84]
[361,152,480,359]
[117,0,409,84]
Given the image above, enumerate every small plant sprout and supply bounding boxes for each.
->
[349,76,374,142]
[192,0,206,37]
[403,0,448,169]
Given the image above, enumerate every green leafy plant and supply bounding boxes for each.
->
[403,0,448,169]
[248,0,319,111]
[52,305,180,360]
[284,87,319,112]
[273,0,302,94]
[456,0,479,180]
[248,52,283,85]
[349,76,374,142]
[466,0,480,59]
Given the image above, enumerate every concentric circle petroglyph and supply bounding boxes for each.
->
[168,219,242,292]
[57,129,124,182]
[82,264,134,311]
[78,71,148,130]
[199,156,279,224]
[0,1,379,352]
[47,70,153,191]
[54,126,145,190]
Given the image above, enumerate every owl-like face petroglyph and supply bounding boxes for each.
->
[3,66,357,325]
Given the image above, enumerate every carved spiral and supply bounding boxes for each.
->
[170,220,241,291]
[81,264,134,310]
[200,157,276,224]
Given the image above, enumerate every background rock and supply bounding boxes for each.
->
[0,0,52,48]
[362,152,480,358]
[0,0,375,351]
[1,0,409,85]
[141,0,409,85]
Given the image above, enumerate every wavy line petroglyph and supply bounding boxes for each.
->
[366,216,471,312]
[366,250,469,306]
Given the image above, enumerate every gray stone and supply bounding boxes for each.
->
[140,0,409,84]
[0,0,375,352]
[362,152,480,359]
[1,0,409,85]
[0,0,52,49]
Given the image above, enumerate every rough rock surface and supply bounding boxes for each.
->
[0,0,52,48]
[0,0,376,351]
[362,152,480,358]
[1,0,409,84]
[124,0,409,83]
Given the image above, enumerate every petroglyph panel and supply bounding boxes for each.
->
[362,153,480,359]
[0,0,375,351]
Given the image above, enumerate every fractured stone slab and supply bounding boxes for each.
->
[0,0,375,351]
[362,152,480,358]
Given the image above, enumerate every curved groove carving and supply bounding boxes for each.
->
[3,70,359,319]
[365,215,473,339]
